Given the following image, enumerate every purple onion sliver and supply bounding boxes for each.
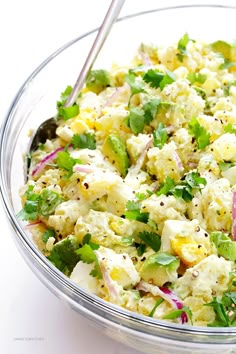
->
[31,146,64,176]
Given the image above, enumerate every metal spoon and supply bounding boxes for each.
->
[28,0,125,153]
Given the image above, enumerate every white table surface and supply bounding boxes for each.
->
[0,1,159,353]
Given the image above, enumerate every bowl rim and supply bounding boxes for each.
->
[1,2,236,344]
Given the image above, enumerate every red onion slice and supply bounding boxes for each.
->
[99,261,119,301]
[31,147,64,177]
[173,151,184,171]
[137,281,188,324]
[101,84,128,109]
[24,220,42,228]
[126,136,153,178]
[73,164,96,174]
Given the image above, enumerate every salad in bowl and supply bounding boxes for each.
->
[18,33,236,328]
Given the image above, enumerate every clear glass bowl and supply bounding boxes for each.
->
[1,2,236,353]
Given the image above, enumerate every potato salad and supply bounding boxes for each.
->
[19,34,236,327]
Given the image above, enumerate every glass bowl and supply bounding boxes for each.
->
[1,1,236,353]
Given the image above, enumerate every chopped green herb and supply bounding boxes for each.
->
[205,294,236,327]
[143,98,162,124]
[157,172,206,202]
[47,235,80,274]
[177,33,190,62]
[157,176,175,196]
[17,186,64,221]
[163,306,193,324]
[56,150,81,179]
[153,123,168,149]
[42,228,55,243]
[224,123,236,134]
[57,105,80,121]
[57,86,79,120]
[126,107,145,134]
[188,117,211,149]
[76,244,102,278]
[147,219,158,230]
[149,298,164,317]
[137,231,161,252]
[86,69,110,94]
[135,192,148,201]
[17,185,41,221]
[72,132,96,150]
[143,69,176,90]
[125,72,146,97]
[125,200,149,223]
[185,171,207,189]
[82,233,99,250]
[137,243,146,256]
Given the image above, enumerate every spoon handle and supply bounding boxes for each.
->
[64,0,125,107]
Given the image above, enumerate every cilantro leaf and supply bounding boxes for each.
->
[143,70,164,88]
[159,70,176,90]
[56,150,81,179]
[82,233,99,250]
[86,69,110,94]
[177,33,190,62]
[205,296,231,327]
[163,306,193,324]
[153,123,168,149]
[57,105,80,121]
[149,298,164,317]
[17,186,64,221]
[219,161,236,171]
[57,86,80,120]
[137,231,161,252]
[17,186,40,221]
[47,235,80,274]
[143,98,162,124]
[224,123,236,134]
[185,171,207,189]
[157,176,175,196]
[143,69,176,90]
[187,72,207,84]
[126,107,145,134]
[136,243,146,256]
[125,72,146,97]
[42,228,55,243]
[76,244,102,278]
[188,117,210,149]
[72,132,96,150]
[58,86,73,106]
[125,200,149,223]
[157,172,206,202]
[135,192,148,201]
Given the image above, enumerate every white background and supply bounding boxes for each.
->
[1,1,231,353]
[0,1,150,353]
